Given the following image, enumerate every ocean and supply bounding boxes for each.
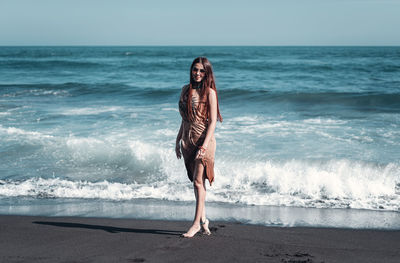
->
[0,46,399,229]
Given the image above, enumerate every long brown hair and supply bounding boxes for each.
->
[187,57,222,122]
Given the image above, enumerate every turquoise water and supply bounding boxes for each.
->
[0,46,399,228]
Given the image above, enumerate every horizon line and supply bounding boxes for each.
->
[1,44,400,47]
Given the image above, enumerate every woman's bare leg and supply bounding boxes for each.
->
[194,179,207,222]
[199,174,211,235]
[182,160,206,237]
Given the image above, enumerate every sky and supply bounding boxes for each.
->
[1,0,399,46]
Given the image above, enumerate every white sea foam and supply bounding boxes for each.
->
[217,159,399,210]
[30,89,69,96]
[228,116,259,125]
[154,128,177,137]
[303,118,348,125]
[0,125,54,140]
[128,140,159,162]
[1,121,399,212]
[0,177,191,201]
[2,89,69,98]
[61,106,124,116]
[1,157,398,212]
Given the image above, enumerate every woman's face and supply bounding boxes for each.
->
[192,63,205,83]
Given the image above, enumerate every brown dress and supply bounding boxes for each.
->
[179,84,216,186]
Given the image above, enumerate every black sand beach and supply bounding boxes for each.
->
[1,215,399,262]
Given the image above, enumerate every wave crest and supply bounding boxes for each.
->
[0,159,398,212]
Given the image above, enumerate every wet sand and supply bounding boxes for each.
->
[1,215,399,262]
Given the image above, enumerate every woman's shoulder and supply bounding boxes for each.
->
[207,87,216,99]
[207,88,216,95]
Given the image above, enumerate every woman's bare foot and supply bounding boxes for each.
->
[182,224,201,238]
[201,219,211,235]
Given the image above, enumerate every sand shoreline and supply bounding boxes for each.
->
[1,215,399,263]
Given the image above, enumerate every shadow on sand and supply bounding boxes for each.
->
[33,221,183,236]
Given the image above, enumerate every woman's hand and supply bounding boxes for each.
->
[195,146,206,160]
[175,140,182,159]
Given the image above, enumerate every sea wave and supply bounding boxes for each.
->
[3,83,400,112]
[61,106,125,116]
[0,124,181,182]
[0,84,71,98]
[1,122,399,211]
[0,125,54,140]
[0,59,104,70]
[0,158,398,212]
[216,159,400,211]
[221,90,400,112]
[0,83,177,100]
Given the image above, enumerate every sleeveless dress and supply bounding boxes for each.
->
[179,84,216,186]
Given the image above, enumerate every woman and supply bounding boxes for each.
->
[175,57,223,238]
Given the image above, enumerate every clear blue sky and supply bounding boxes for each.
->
[1,0,399,46]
